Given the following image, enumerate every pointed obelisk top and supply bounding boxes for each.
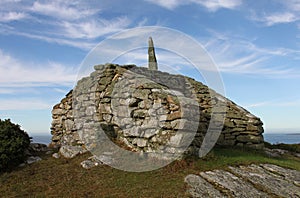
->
[148,37,158,71]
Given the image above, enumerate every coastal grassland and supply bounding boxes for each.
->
[264,142,300,153]
[0,146,299,197]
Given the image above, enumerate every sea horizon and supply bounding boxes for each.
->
[30,132,300,145]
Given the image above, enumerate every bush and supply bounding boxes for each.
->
[0,119,31,172]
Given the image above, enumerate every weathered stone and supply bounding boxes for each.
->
[29,143,49,152]
[260,164,300,185]
[167,111,181,121]
[169,133,183,147]
[132,109,149,118]
[136,138,147,147]
[26,156,42,164]
[141,129,158,138]
[185,174,223,197]
[133,89,151,100]
[85,106,96,116]
[148,37,158,71]
[99,103,112,114]
[80,155,104,169]
[51,64,265,160]
[236,135,263,143]
[52,108,63,115]
[94,64,105,71]
[246,124,258,131]
[128,98,140,107]
[200,169,268,197]
[220,139,236,146]
[229,164,300,197]
[59,145,87,159]
[186,164,300,198]
[123,127,140,137]
[52,153,60,158]
[246,143,264,149]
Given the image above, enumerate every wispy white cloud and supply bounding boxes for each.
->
[60,17,130,39]
[245,101,270,108]
[145,0,242,11]
[0,49,74,111]
[0,99,52,110]
[0,11,27,22]
[248,0,300,26]
[245,99,300,108]
[30,1,100,21]
[204,30,300,77]
[265,12,297,26]
[0,49,77,86]
[0,1,134,50]
[0,26,96,50]
[282,0,300,12]
[251,12,298,26]
[196,0,242,12]
[0,16,130,50]
[145,0,182,10]
[53,88,70,94]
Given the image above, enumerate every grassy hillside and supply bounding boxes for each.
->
[0,146,299,197]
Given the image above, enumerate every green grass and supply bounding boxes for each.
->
[0,146,299,197]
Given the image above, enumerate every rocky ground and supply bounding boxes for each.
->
[185,163,300,197]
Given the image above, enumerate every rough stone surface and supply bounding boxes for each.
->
[26,156,42,164]
[52,153,60,159]
[22,143,53,166]
[229,164,300,197]
[264,147,300,158]
[59,145,87,159]
[184,174,223,197]
[80,155,105,169]
[29,143,49,152]
[185,164,300,198]
[148,37,158,71]
[50,64,264,159]
[199,169,268,197]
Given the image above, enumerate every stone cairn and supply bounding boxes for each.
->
[50,63,264,159]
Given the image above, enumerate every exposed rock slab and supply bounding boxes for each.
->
[260,164,300,186]
[184,174,224,197]
[199,169,268,197]
[185,164,300,198]
[229,164,300,197]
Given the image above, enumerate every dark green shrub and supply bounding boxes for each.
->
[0,119,30,172]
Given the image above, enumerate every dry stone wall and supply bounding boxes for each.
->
[50,64,264,158]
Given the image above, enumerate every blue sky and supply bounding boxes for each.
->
[0,0,300,135]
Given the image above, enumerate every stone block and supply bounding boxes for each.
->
[123,127,140,137]
[236,135,263,143]
[220,139,236,146]
[132,109,149,118]
[169,133,183,147]
[136,138,147,147]
[167,111,181,121]
[133,89,151,100]
[59,145,87,159]
[141,129,158,138]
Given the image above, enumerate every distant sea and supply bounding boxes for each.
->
[31,133,300,145]
[264,133,300,144]
[31,134,52,145]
